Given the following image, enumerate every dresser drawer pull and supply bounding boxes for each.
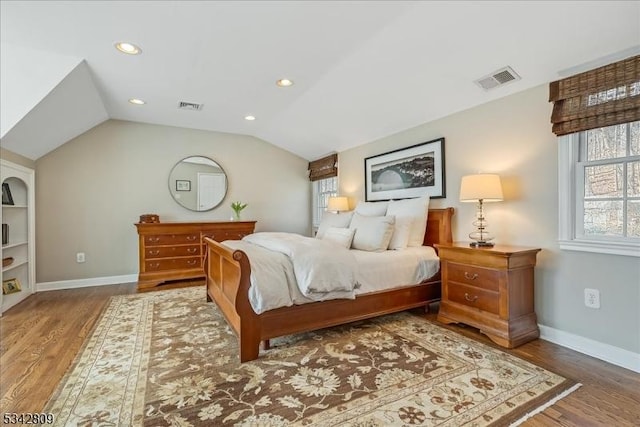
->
[148,237,160,243]
[187,235,198,241]
[464,272,479,280]
[148,250,160,255]
[187,248,198,253]
[187,259,198,265]
[464,293,478,302]
[149,262,160,269]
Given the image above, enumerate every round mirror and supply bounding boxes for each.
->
[168,156,228,211]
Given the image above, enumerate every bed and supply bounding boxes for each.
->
[204,207,454,362]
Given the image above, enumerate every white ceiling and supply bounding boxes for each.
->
[1,1,639,161]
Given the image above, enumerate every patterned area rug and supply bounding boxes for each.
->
[46,287,579,426]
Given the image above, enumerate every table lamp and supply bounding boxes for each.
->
[327,196,349,213]
[460,174,503,247]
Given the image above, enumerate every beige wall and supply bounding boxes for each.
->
[340,84,640,354]
[0,147,36,169]
[35,119,310,282]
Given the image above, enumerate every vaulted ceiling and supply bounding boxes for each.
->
[1,1,639,161]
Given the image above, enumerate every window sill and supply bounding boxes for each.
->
[559,239,640,257]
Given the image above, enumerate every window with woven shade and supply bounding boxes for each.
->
[308,153,338,182]
[550,55,640,136]
[555,55,640,257]
[309,154,339,230]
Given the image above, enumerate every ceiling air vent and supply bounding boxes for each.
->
[474,66,521,91]
[178,101,204,111]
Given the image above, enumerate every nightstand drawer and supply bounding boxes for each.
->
[448,282,500,314]
[447,262,500,291]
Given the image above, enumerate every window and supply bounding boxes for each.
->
[559,121,640,256]
[312,177,338,228]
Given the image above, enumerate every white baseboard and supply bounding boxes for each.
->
[539,324,640,373]
[37,274,138,292]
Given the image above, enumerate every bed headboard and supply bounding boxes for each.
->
[423,207,454,247]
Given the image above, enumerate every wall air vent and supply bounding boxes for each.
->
[474,66,521,91]
[178,101,204,111]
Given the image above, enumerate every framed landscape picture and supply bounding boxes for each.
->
[364,137,445,201]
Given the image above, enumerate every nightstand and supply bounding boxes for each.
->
[435,243,541,348]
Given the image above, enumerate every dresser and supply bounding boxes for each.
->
[135,221,256,290]
[435,243,541,348]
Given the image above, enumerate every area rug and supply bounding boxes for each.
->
[45,287,579,426]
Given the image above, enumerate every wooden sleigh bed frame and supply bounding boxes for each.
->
[204,207,454,362]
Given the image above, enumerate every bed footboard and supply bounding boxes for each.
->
[204,238,261,361]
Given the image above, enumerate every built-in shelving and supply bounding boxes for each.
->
[1,160,36,315]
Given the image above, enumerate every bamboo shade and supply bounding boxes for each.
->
[549,55,640,136]
[308,153,338,181]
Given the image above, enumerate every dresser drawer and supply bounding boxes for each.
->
[145,257,201,272]
[145,245,200,258]
[447,282,500,315]
[144,233,200,246]
[447,262,501,292]
[203,231,250,242]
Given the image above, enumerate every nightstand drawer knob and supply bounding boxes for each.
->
[464,272,479,280]
[464,292,478,302]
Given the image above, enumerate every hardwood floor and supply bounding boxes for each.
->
[1,285,639,426]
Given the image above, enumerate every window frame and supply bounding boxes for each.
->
[558,124,640,257]
[311,176,338,229]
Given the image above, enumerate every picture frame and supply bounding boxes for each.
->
[2,183,14,205]
[2,278,21,295]
[175,180,191,191]
[364,137,446,201]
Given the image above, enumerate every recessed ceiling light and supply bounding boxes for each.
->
[276,78,294,87]
[128,98,146,105]
[115,42,141,55]
[244,115,256,121]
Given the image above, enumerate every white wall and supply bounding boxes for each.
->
[0,43,82,138]
[35,119,310,283]
[340,84,640,356]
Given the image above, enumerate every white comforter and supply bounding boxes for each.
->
[223,232,359,313]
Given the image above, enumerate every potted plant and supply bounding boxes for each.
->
[231,201,247,220]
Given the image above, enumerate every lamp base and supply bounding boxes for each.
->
[469,241,494,248]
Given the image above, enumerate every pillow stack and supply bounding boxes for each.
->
[316,196,430,251]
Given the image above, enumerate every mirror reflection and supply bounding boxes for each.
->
[169,156,227,211]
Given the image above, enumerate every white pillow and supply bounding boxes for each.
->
[386,196,430,247]
[316,211,354,239]
[387,216,413,250]
[355,201,388,216]
[322,227,356,249]
[349,213,395,252]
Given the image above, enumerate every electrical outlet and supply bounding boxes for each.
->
[76,252,86,263]
[584,288,600,309]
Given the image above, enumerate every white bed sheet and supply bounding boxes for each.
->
[353,246,440,295]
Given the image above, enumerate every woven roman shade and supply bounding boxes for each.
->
[549,55,640,136]
[308,153,338,181]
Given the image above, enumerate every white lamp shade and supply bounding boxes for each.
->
[460,174,503,202]
[327,196,349,212]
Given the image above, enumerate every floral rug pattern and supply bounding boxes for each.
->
[46,287,577,426]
